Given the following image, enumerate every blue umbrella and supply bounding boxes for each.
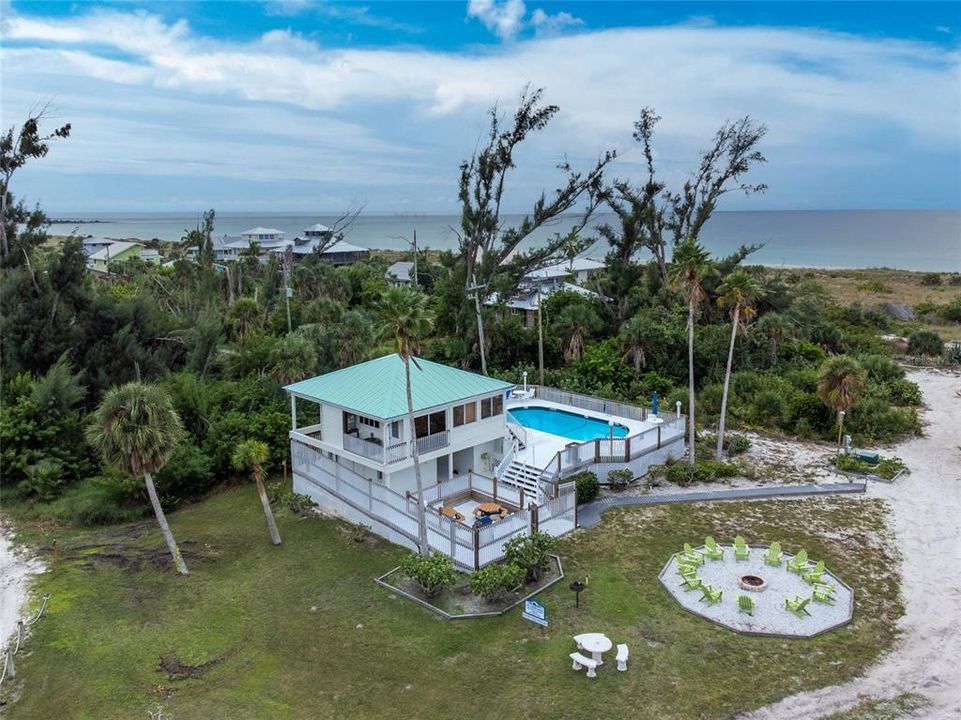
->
[652,391,659,416]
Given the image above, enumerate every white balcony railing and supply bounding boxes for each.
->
[342,430,450,465]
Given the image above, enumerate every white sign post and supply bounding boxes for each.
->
[522,598,548,627]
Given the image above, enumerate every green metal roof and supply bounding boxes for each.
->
[284,354,514,420]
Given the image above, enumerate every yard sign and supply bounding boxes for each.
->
[522,599,548,627]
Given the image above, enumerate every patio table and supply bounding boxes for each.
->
[440,507,465,522]
[580,634,612,665]
[476,502,507,517]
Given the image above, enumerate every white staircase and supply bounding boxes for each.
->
[499,460,545,504]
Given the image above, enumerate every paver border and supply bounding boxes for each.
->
[375,554,565,620]
[657,545,855,639]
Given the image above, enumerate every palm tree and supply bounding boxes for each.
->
[715,269,763,459]
[816,356,865,454]
[227,296,261,344]
[553,303,601,361]
[86,383,188,575]
[618,312,659,373]
[668,238,716,465]
[336,310,376,368]
[754,312,794,366]
[231,439,282,545]
[270,332,318,385]
[375,286,434,556]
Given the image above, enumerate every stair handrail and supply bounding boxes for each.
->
[506,415,528,448]
[493,439,517,479]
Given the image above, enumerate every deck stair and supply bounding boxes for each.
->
[499,460,545,504]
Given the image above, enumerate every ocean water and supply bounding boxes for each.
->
[46,209,960,271]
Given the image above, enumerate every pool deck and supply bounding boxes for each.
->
[506,397,659,470]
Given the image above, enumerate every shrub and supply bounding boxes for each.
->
[651,458,739,487]
[723,433,752,456]
[836,453,906,480]
[847,397,920,443]
[155,442,215,506]
[21,458,66,502]
[398,552,457,599]
[571,471,599,504]
[606,469,634,491]
[266,480,317,516]
[884,378,923,406]
[920,272,942,286]
[504,532,555,582]
[858,354,904,384]
[908,330,943,357]
[468,563,525,603]
[857,279,890,294]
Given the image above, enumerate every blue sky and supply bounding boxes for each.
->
[2,1,959,212]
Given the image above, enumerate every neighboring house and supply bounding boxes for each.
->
[275,236,369,265]
[186,224,369,265]
[239,226,286,248]
[81,237,113,256]
[486,257,605,329]
[86,241,158,273]
[385,261,414,286]
[525,257,605,284]
[287,353,685,569]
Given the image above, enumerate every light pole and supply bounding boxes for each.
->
[836,410,846,456]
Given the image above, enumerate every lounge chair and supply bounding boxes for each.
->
[698,585,722,605]
[812,586,836,604]
[738,594,755,615]
[763,541,783,567]
[702,536,724,560]
[803,560,826,585]
[784,595,812,617]
[682,543,704,566]
[787,549,809,574]
[733,535,750,561]
[680,576,703,592]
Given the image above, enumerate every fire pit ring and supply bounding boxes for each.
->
[738,574,767,592]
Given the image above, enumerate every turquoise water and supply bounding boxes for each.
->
[508,406,629,442]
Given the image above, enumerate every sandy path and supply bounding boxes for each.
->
[0,521,44,652]
[745,369,961,719]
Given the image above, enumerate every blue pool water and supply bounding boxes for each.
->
[508,406,630,442]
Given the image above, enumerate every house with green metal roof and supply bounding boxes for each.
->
[286,353,514,497]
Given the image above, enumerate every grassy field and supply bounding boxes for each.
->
[2,486,901,720]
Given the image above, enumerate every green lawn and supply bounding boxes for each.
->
[1,486,902,720]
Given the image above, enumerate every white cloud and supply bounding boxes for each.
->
[467,0,527,41]
[1,7,959,211]
[530,8,583,36]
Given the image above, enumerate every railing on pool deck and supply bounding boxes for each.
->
[511,384,682,425]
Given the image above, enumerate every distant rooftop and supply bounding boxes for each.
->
[304,223,332,233]
[525,257,605,280]
[88,241,143,261]
[285,354,514,420]
[241,227,284,236]
[386,260,414,282]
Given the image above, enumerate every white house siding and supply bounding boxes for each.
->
[386,458,438,494]
[292,473,418,553]
[588,437,685,484]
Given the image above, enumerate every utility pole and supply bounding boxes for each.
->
[411,229,418,289]
[283,246,293,333]
[468,276,488,375]
[537,285,544,384]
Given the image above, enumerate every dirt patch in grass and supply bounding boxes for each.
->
[158,646,238,681]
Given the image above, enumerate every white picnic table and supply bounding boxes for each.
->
[580,634,612,665]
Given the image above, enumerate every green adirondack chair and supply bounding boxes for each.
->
[803,560,826,585]
[699,584,723,605]
[680,576,703,592]
[702,536,724,560]
[682,543,704,566]
[784,595,813,617]
[737,594,755,615]
[813,582,836,595]
[787,549,809,574]
[812,586,836,604]
[733,535,750,561]
[763,541,783,566]
[677,564,698,580]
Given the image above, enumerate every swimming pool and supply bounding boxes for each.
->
[508,406,630,442]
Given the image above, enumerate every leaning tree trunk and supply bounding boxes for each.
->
[254,471,282,545]
[404,355,430,556]
[144,471,189,575]
[716,305,740,460]
[687,299,696,466]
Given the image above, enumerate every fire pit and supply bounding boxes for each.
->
[738,574,767,592]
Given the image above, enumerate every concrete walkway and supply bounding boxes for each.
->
[577,481,866,528]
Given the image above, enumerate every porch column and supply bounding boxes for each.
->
[290,395,298,431]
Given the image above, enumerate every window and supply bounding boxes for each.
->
[343,412,380,435]
[453,401,477,427]
[414,410,447,438]
[390,420,401,440]
[480,395,504,419]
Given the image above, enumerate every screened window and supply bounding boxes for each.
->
[480,395,504,419]
[414,410,447,438]
[453,401,477,427]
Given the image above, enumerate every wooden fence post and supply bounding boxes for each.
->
[624,437,630,463]
[594,439,600,463]
[493,476,498,502]
[657,425,662,449]
[519,487,525,510]
[530,504,539,534]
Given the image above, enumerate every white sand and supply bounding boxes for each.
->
[0,520,44,651]
[745,369,961,719]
